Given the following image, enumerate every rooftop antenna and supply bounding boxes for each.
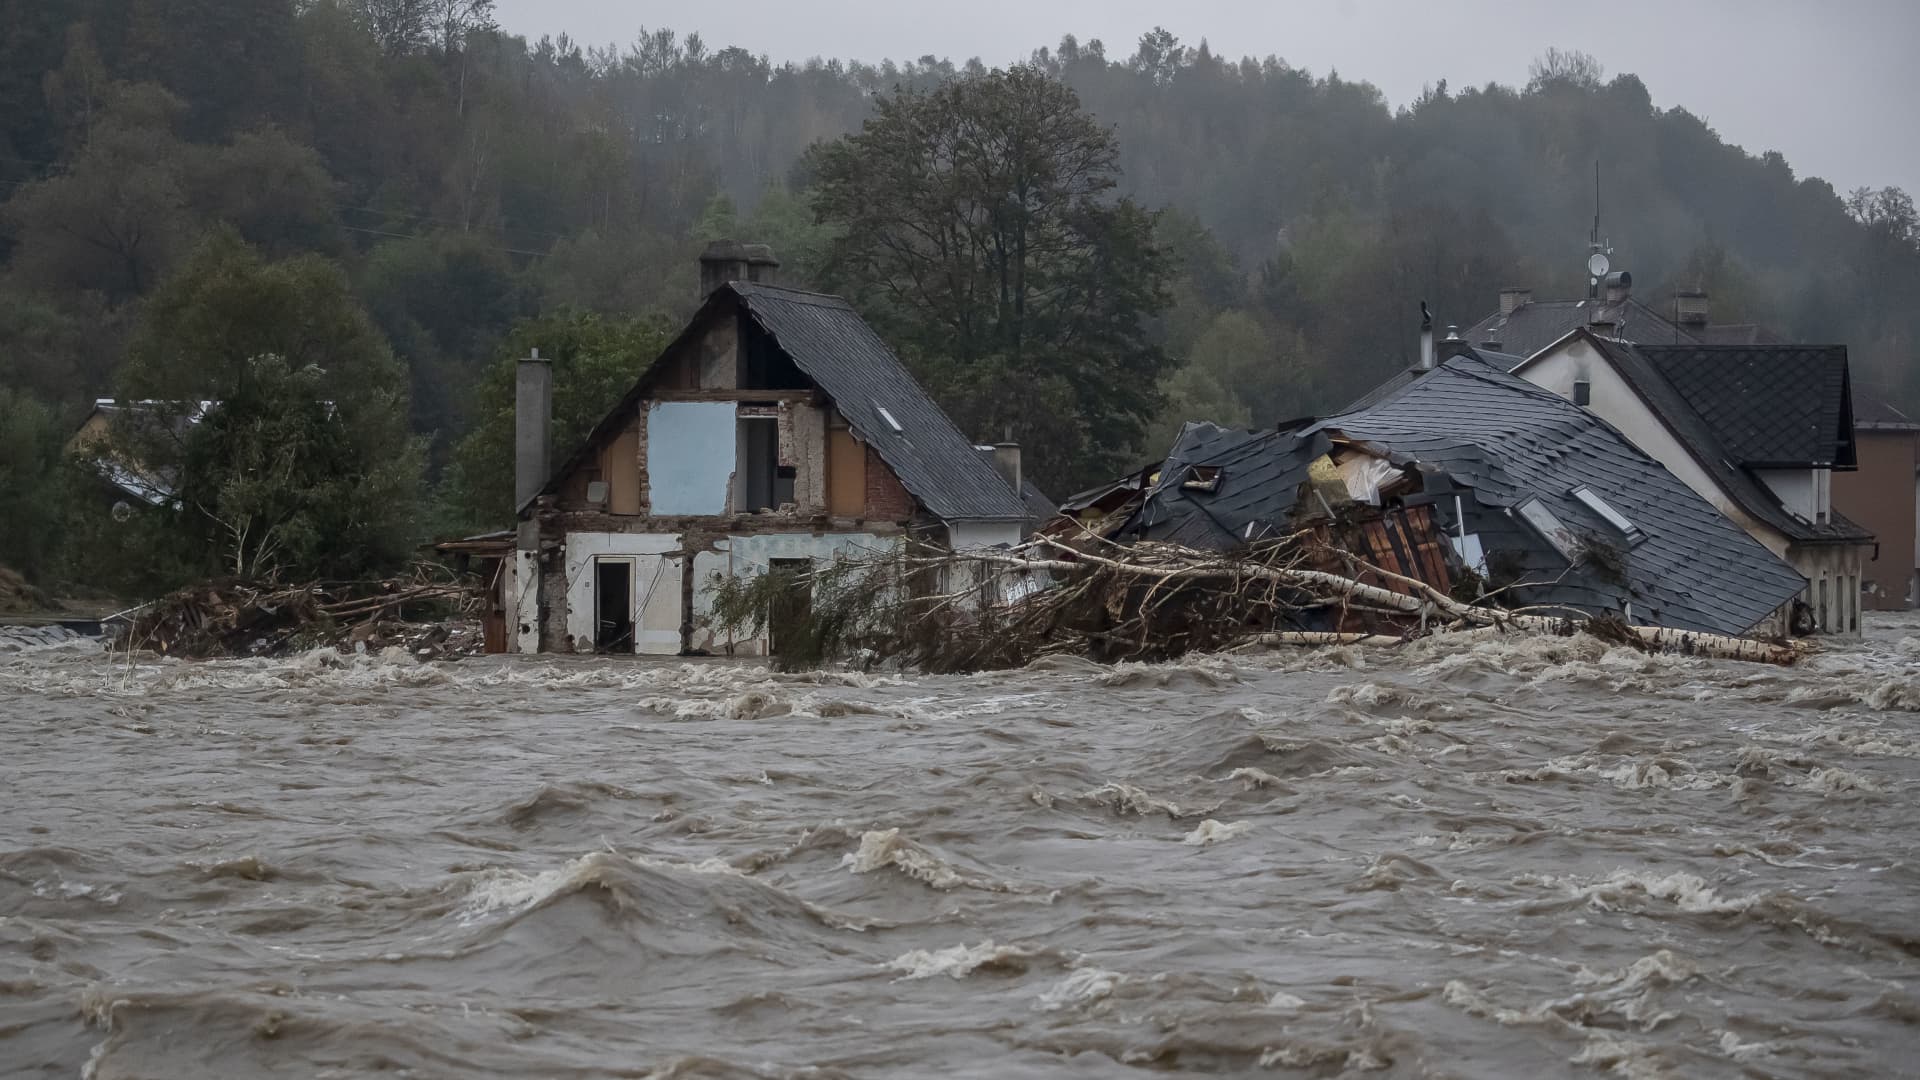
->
[1586,159,1612,300]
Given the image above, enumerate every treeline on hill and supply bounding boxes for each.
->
[0,1,1914,599]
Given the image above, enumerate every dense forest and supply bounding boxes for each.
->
[1,1,1915,594]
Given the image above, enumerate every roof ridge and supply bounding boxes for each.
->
[731,281,855,308]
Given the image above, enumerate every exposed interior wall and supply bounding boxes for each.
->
[1520,339,1793,559]
[647,402,736,515]
[827,427,866,516]
[559,531,684,654]
[1833,429,1917,609]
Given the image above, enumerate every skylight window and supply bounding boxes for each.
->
[877,406,902,433]
[1514,497,1578,560]
[1569,485,1646,545]
[1181,465,1222,492]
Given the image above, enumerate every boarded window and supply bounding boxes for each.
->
[828,428,866,516]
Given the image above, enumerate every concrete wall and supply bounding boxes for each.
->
[646,402,735,515]
[1834,429,1918,609]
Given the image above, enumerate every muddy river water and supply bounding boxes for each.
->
[3,621,1919,1078]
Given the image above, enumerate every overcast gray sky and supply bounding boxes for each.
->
[492,0,1920,197]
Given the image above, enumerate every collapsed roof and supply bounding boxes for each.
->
[1115,352,1807,637]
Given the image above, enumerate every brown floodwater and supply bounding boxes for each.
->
[3,619,1919,1078]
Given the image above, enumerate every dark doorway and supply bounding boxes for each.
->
[767,558,813,657]
[595,559,634,652]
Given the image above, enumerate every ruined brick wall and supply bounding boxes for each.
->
[864,446,915,522]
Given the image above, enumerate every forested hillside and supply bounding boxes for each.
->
[1,1,1915,589]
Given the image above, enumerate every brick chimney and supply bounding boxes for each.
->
[698,240,780,298]
[1674,289,1709,327]
[1603,269,1633,304]
[1499,287,1532,315]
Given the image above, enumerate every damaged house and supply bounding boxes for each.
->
[1513,329,1871,635]
[496,242,1035,655]
[1101,338,1808,640]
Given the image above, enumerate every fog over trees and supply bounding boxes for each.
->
[1,0,1914,586]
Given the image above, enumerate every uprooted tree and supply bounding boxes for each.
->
[701,530,1801,673]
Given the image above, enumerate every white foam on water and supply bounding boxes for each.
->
[1181,819,1251,846]
[1032,967,1119,1012]
[887,940,1032,981]
[841,828,1002,891]
[1078,781,1188,818]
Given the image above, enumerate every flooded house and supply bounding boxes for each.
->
[1513,329,1872,635]
[1088,326,1808,640]
[497,242,1034,656]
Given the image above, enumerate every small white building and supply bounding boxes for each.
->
[1512,327,1871,636]
[504,242,1035,655]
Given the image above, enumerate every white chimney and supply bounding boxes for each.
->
[1418,302,1436,370]
[1499,287,1532,315]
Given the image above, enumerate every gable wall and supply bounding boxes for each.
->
[1519,338,1792,559]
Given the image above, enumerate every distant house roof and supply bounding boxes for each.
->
[1540,333,1871,546]
[1636,344,1855,469]
[538,282,1029,523]
[1464,297,1700,357]
[1853,392,1920,432]
[1125,351,1807,636]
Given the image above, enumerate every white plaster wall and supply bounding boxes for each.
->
[1519,340,1794,559]
[947,520,1025,550]
[689,532,901,656]
[560,532,683,654]
[1755,469,1817,523]
[512,551,541,654]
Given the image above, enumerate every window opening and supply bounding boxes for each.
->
[740,415,780,511]
[1572,379,1592,407]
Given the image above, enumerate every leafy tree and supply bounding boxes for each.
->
[1,82,192,299]
[437,310,673,531]
[112,231,422,581]
[813,66,1173,488]
[0,389,73,584]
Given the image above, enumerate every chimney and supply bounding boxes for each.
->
[1604,269,1633,304]
[515,349,552,523]
[699,239,780,298]
[1498,287,1532,315]
[992,441,1023,496]
[1438,324,1474,362]
[1674,288,1709,327]
[1418,301,1436,370]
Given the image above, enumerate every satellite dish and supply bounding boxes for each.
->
[1587,252,1611,278]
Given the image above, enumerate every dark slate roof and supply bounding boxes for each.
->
[1339,348,1516,413]
[1311,356,1808,636]
[1584,337,1871,544]
[1464,297,1700,357]
[537,283,1028,522]
[732,283,1027,521]
[1126,421,1327,550]
[1634,344,1855,468]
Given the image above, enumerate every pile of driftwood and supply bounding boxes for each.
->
[117,565,481,659]
[707,530,1802,672]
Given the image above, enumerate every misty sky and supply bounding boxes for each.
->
[491,0,1919,200]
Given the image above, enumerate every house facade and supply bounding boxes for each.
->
[1513,329,1871,635]
[504,242,1032,656]
[1833,396,1919,609]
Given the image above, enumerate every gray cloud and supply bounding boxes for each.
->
[494,0,1920,196]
